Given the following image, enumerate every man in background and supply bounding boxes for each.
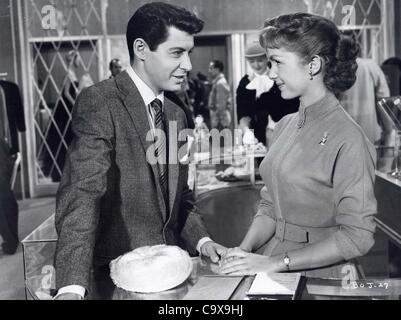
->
[208,60,232,131]
[109,58,123,78]
[340,31,392,146]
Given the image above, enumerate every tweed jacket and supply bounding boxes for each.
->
[54,71,209,290]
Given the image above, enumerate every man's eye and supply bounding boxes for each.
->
[171,51,182,57]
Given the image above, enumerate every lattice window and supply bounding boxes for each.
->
[25,0,104,184]
[306,0,386,62]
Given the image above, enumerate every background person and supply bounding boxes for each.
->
[236,41,299,146]
[208,60,232,131]
[340,31,392,147]
[109,58,123,78]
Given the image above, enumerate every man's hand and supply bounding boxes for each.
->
[53,293,83,300]
[200,241,227,263]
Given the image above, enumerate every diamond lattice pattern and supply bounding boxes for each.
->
[27,0,103,183]
[309,0,384,61]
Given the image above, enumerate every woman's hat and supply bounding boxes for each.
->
[244,41,266,57]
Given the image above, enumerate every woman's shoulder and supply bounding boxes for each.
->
[329,105,375,151]
[237,75,250,87]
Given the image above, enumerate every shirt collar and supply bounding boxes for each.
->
[212,73,224,84]
[297,92,339,128]
[126,65,164,107]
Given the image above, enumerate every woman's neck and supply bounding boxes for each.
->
[300,82,330,108]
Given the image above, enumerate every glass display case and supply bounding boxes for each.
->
[193,147,267,197]
[21,215,57,300]
[376,96,401,179]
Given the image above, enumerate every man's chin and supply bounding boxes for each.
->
[165,83,183,92]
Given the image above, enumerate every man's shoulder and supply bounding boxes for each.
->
[79,77,122,102]
[90,77,118,93]
[215,75,230,89]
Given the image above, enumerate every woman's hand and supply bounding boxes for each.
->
[219,247,279,275]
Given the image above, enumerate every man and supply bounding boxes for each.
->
[0,139,19,255]
[0,80,25,255]
[340,31,392,146]
[54,2,225,300]
[109,58,123,78]
[208,60,232,130]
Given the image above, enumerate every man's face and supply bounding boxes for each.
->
[143,26,193,93]
[208,62,219,79]
[111,61,123,77]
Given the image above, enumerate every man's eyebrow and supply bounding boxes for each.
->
[169,46,194,52]
[169,47,189,52]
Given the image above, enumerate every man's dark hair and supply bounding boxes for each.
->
[211,60,224,72]
[126,2,204,63]
[109,58,120,71]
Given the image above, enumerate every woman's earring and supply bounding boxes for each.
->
[309,70,313,80]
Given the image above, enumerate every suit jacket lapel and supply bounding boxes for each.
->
[164,98,180,219]
[115,71,167,220]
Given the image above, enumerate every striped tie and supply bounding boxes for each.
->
[150,98,168,208]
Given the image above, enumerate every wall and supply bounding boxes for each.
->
[106,0,308,35]
[0,1,16,81]
[395,0,401,58]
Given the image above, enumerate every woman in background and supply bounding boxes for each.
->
[236,41,299,146]
[220,13,377,279]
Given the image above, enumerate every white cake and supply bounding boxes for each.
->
[109,244,193,293]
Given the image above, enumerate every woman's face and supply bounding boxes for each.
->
[247,55,268,75]
[266,47,310,100]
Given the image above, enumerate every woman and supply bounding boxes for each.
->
[220,13,377,279]
[236,41,299,145]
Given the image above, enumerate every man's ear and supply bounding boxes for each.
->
[133,38,148,61]
[309,55,323,76]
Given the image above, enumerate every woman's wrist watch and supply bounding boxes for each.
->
[283,252,291,271]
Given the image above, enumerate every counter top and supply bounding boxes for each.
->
[375,170,401,189]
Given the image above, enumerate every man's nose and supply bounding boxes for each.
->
[180,53,192,71]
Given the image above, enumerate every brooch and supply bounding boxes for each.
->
[319,132,328,145]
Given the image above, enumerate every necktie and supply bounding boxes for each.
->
[150,98,169,209]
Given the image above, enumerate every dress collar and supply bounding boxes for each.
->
[297,92,339,128]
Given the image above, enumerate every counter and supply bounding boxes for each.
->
[21,150,401,300]
[371,170,401,278]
